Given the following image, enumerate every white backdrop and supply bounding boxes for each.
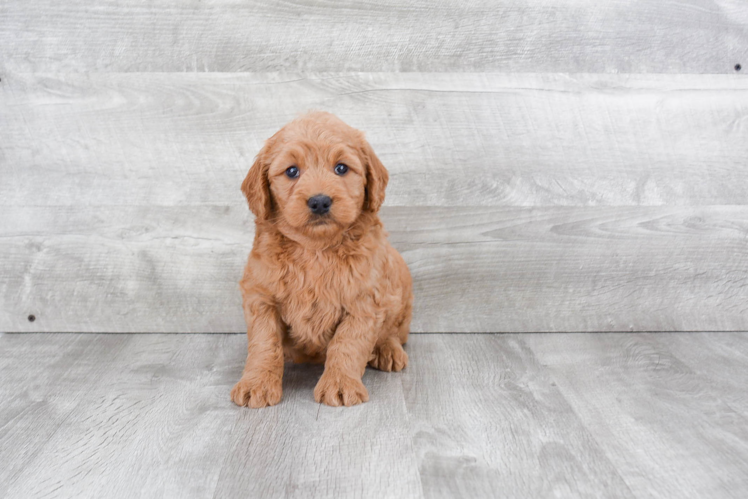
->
[2,1,747,332]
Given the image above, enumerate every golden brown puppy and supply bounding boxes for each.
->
[231,111,412,408]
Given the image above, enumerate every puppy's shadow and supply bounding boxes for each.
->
[282,362,325,395]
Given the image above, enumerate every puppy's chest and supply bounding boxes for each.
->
[277,258,360,344]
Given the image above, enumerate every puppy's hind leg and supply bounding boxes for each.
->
[369,300,411,372]
[369,336,408,372]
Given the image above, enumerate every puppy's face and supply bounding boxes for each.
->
[242,112,388,240]
[267,135,365,238]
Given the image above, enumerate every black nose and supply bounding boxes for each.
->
[307,194,332,215]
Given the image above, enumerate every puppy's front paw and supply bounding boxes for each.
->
[231,375,282,408]
[314,371,369,407]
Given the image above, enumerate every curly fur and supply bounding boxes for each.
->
[231,112,413,408]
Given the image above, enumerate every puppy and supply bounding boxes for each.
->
[231,111,413,408]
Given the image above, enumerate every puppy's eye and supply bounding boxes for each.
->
[334,163,349,176]
[285,166,299,179]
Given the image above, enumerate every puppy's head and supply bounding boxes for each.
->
[242,112,388,240]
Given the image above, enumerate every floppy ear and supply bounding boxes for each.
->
[360,138,389,213]
[241,151,272,220]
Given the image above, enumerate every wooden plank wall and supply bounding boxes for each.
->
[1,1,747,333]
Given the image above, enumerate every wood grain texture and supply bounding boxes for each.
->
[3,72,748,207]
[5,334,245,498]
[1,0,747,73]
[2,333,421,498]
[652,332,748,415]
[2,205,747,333]
[525,333,748,497]
[3,73,748,334]
[0,334,132,497]
[0,205,252,334]
[3,333,748,497]
[214,363,422,498]
[401,334,632,497]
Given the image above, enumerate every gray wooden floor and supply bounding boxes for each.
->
[1,333,747,498]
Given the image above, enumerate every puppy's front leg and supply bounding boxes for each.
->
[315,308,378,407]
[231,292,284,408]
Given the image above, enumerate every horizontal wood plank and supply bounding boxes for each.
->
[1,0,747,73]
[2,205,747,333]
[2,72,748,207]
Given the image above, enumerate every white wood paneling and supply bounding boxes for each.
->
[1,0,746,73]
[2,72,748,207]
[3,205,747,333]
[2,72,748,332]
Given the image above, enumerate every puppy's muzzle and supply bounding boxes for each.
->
[307,194,332,215]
